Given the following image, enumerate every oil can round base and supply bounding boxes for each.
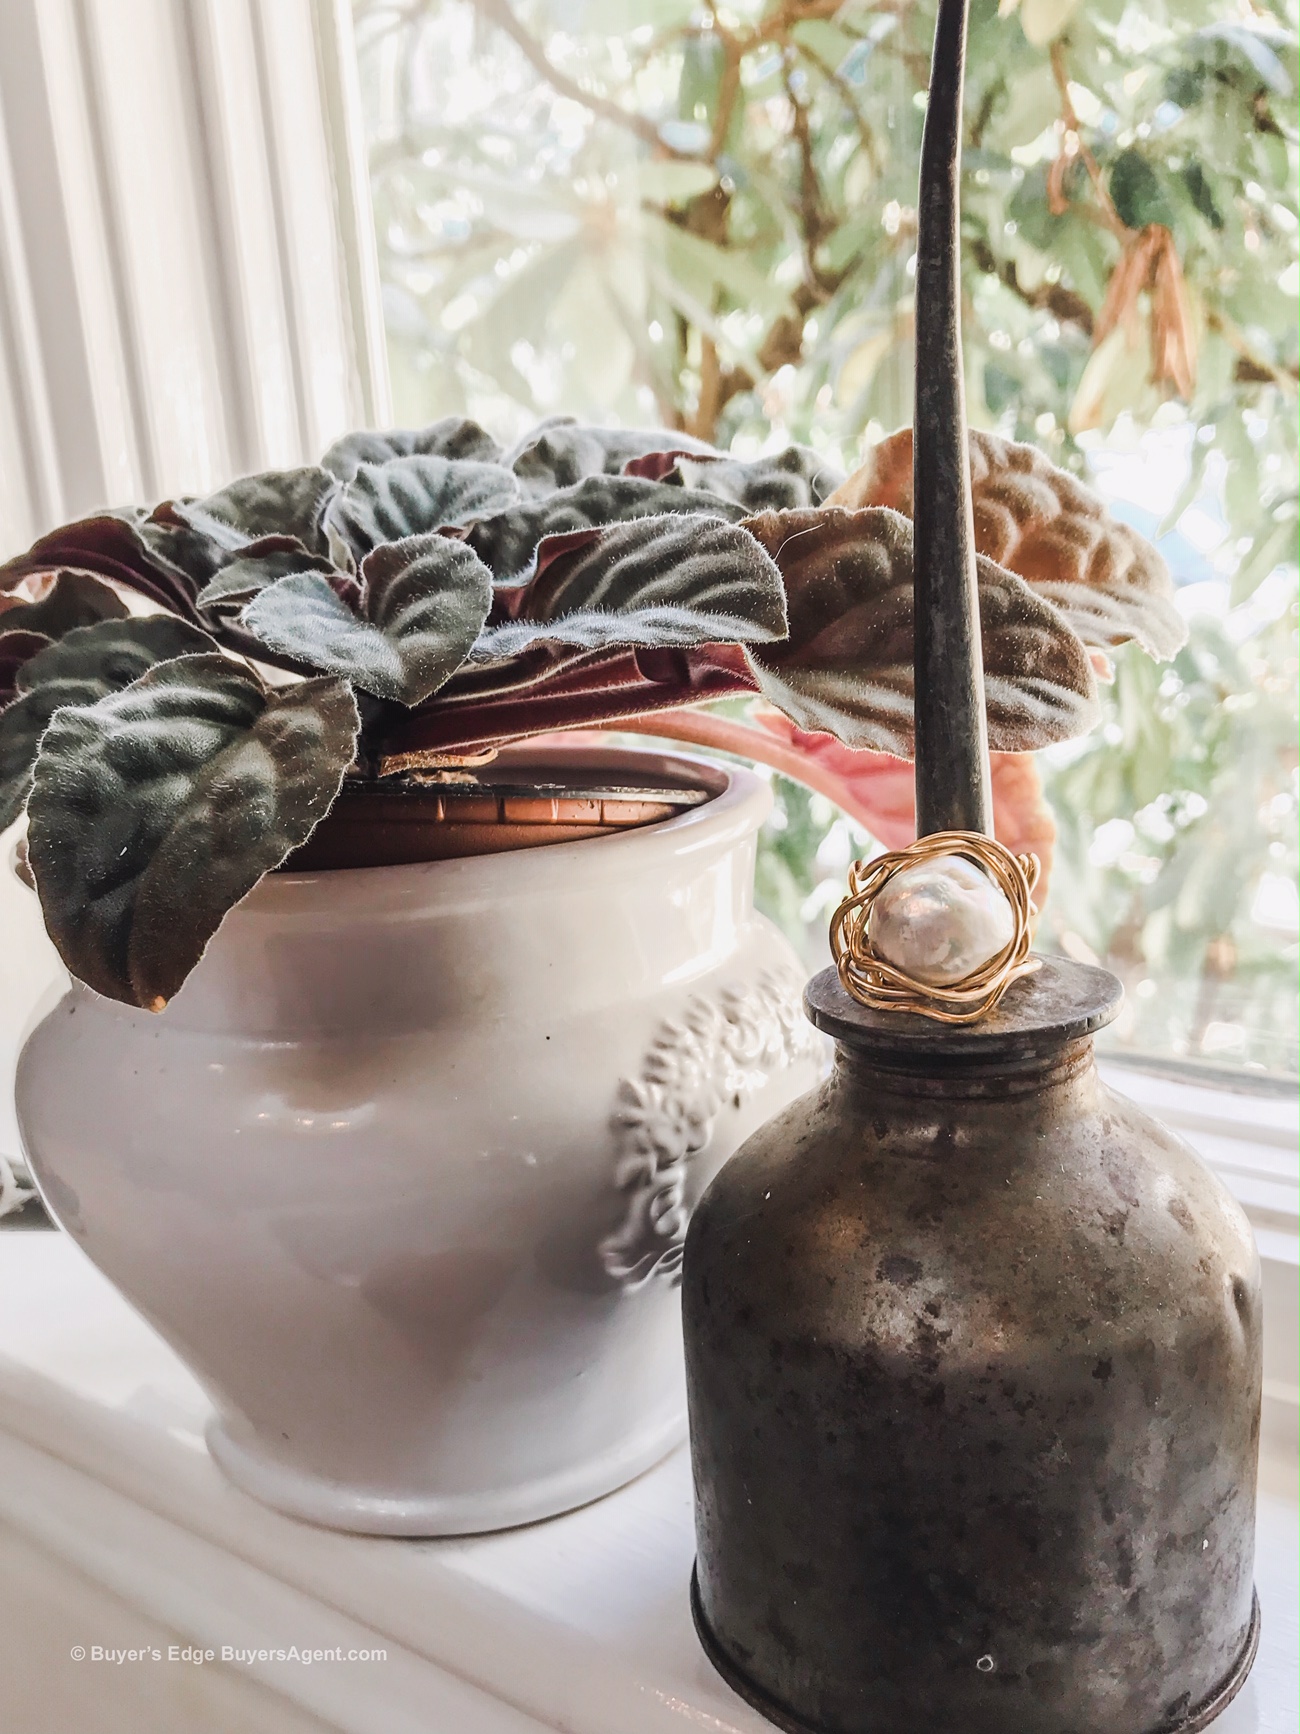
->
[691,1571,1260,1734]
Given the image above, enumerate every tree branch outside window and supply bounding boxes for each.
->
[353,0,1298,1073]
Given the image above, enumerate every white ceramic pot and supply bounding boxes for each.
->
[16,746,819,1535]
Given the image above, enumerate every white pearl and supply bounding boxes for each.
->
[867,854,1015,986]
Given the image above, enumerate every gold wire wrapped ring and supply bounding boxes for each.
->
[829,831,1041,1024]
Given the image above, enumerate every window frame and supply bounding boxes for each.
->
[0,2,1293,1300]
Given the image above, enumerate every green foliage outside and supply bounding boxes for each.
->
[354,0,1299,1072]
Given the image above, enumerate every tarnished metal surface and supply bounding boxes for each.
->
[683,958,1261,1734]
[912,0,992,838]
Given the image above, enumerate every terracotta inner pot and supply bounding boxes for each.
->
[283,742,721,870]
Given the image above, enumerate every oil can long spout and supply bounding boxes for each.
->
[912,0,993,837]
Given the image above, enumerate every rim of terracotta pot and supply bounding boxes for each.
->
[284,738,729,871]
[252,742,769,913]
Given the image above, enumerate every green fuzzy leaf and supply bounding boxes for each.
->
[329,455,520,556]
[671,447,844,510]
[0,631,51,710]
[27,658,359,1008]
[741,508,1099,756]
[467,475,747,578]
[504,417,718,496]
[1,512,208,619]
[0,616,217,829]
[477,514,788,656]
[472,606,763,658]
[320,418,503,481]
[242,535,492,704]
[14,616,218,699]
[133,511,232,588]
[195,547,341,610]
[0,571,129,639]
[173,469,338,555]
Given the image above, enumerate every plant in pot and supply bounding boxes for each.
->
[0,411,1180,1534]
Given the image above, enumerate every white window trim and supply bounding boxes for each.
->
[1097,1060,1298,1250]
[0,0,389,550]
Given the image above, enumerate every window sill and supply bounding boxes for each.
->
[1097,1059,1299,1247]
[0,1232,1295,1734]
[1099,1060,1299,1460]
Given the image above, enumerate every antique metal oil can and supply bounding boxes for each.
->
[683,958,1261,1734]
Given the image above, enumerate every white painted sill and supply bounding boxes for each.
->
[0,1231,1295,1734]
[2,860,1296,1731]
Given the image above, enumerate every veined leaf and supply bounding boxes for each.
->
[0,631,51,709]
[497,513,787,644]
[321,418,503,481]
[329,455,520,556]
[741,508,1099,756]
[0,616,217,829]
[620,449,704,482]
[503,417,719,496]
[0,510,323,649]
[242,535,492,704]
[666,447,845,510]
[0,514,204,619]
[27,658,359,1008]
[195,546,342,610]
[472,606,770,658]
[829,428,1187,658]
[467,474,746,578]
[381,509,1098,765]
[0,571,128,639]
[13,615,217,699]
[171,468,338,555]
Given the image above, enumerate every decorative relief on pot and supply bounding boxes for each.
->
[600,969,819,1289]
[0,1150,35,1222]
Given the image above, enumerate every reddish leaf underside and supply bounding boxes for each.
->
[539,708,1057,908]
[378,644,758,767]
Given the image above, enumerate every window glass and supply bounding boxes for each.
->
[354,0,1298,1075]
